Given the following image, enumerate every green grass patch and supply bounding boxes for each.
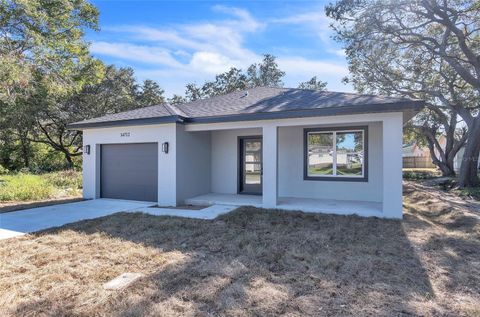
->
[454,186,480,201]
[403,168,442,180]
[0,171,82,202]
[0,174,55,201]
[308,166,333,175]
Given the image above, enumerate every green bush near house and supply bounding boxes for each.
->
[0,171,82,202]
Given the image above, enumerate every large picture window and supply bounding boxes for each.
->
[304,126,368,181]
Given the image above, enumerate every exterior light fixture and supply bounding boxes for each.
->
[84,145,90,155]
[162,142,169,154]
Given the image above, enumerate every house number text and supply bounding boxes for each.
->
[120,132,130,137]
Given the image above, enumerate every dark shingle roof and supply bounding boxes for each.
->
[68,87,423,129]
[69,104,175,127]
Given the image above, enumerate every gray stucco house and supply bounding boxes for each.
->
[69,87,423,219]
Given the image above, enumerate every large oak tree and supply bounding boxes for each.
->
[327,0,480,186]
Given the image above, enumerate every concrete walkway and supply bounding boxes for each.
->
[0,200,238,240]
[134,204,237,220]
[0,199,155,240]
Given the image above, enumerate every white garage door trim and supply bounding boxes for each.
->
[100,143,158,202]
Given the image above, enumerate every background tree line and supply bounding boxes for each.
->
[2,0,478,189]
[0,0,325,172]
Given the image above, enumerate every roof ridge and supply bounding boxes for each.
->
[163,103,188,117]
[68,87,424,129]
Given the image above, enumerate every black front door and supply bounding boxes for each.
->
[239,137,262,194]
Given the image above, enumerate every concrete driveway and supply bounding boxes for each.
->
[0,199,155,240]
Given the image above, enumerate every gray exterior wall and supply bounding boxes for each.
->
[208,124,383,202]
[210,128,262,194]
[175,124,212,203]
[278,122,383,202]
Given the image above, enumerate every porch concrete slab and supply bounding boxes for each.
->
[134,204,237,220]
[0,199,155,240]
[277,197,383,217]
[186,193,383,217]
[185,193,262,207]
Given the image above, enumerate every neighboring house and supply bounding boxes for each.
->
[402,143,430,157]
[402,142,435,168]
[68,87,423,219]
[403,135,479,171]
[436,135,480,172]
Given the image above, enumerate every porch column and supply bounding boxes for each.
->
[262,124,278,208]
[382,113,403,219]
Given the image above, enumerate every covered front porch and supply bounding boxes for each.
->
[177,111,404,219]
[185,193,383,217]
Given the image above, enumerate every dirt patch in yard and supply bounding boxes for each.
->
[0,181,479,316]
[0,196,83,213]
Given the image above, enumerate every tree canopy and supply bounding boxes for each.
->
[0,1,329,171]
[184,54,287,101]
[298,76,328,91]
[0,0,102,105]
[327,0,480,186]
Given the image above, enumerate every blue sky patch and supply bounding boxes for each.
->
[87,0,352,97]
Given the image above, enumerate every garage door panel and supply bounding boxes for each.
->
[101,143,158,202]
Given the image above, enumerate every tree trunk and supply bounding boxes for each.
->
[437,160,456,177]
[422,128,457,177]
[64,152,74,169]
[19,133,30,168]
[458,121,480,187]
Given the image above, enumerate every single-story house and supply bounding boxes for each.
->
[68,87,423,219]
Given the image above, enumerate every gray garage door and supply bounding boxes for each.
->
[101,143,158,202]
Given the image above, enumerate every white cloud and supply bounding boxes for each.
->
[212,5,265,32]
[278,57,347,76]
[100,5,261,72]
[272,10,332,42]
[327,48,346,57]
[189,51,235,74]
[91,41,182,67]
[90,5,353,96]
[105,25,206,51]
[278,57,351,92]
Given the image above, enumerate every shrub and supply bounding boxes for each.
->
[0,174,55,201]
[44,170,82,195]
[455,186,480,201]
[403,169,441,180]
[0,165,8,175]
[18,167,30,174]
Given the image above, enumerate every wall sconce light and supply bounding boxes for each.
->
[84,145,90,155]
[162,142,169,154]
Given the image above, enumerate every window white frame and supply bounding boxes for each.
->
[303,126,368,182]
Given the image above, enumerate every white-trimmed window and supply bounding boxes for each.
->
[304,127,368,181]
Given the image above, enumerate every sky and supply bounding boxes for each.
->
[87,0,353,98]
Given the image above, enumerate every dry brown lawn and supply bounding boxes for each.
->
[0,181,479,317]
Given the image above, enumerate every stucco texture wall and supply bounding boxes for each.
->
[81,123,177,205]
[210,128,262,194]
[175,125,211,203]
[278,122,383,202]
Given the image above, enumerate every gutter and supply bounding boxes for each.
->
[67,100,424,130]
[67,115,185,130]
